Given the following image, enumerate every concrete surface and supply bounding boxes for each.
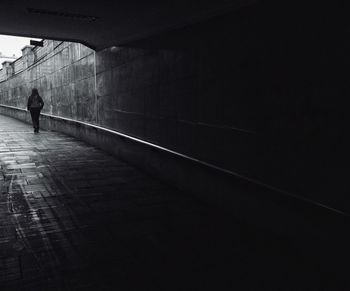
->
[0,114,338,290]
[0,7,348,212]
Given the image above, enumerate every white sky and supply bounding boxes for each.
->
[0,35,42,58]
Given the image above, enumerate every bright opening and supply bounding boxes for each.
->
[0,34,41,62]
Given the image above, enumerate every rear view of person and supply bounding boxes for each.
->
[27,88,44,133]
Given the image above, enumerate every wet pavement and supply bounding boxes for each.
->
[0,114,334,290]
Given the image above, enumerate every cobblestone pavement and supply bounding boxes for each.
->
[0,115,331,290]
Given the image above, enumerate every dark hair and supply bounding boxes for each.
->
[30,88,39,97]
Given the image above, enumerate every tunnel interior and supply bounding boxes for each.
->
[0,0,349,289]
[0,0,348,211]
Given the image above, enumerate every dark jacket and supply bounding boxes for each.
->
[27,95,44,111]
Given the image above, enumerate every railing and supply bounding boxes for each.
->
[0,102,348,219]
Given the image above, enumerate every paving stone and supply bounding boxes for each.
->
[0,114,331,290]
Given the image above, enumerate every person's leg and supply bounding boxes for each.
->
[30,110,36,131]
[34,109,40,132]
[35,110,39,132]
[38,110,41,131]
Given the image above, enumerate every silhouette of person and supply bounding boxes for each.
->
[27,88,44,133]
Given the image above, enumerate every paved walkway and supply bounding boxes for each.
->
[0,114,331,290]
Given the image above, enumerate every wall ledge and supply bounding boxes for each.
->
[0,103,341,214]
[0,103,349,265]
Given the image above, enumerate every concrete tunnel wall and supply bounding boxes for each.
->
[0,2,348,215]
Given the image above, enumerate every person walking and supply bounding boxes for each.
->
[27,88,44,133]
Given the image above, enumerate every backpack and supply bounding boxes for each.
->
[31,95,41,108]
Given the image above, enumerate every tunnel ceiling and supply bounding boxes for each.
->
[0,0,252,51]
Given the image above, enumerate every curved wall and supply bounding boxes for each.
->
[0,3,348,213]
